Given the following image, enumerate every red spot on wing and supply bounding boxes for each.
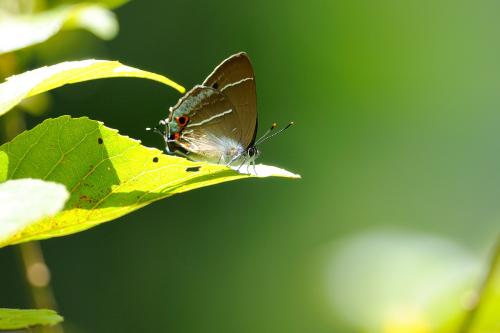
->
[175,116,190,127]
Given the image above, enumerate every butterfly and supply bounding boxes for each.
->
[149,52,292,172]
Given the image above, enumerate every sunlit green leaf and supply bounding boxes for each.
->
[0,308,63,330]
[0,59,185,117]
[0,116,299,248]
[0,179,69,243]
[0,3,119,54]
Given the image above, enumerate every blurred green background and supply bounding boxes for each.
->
[1,0,499,332]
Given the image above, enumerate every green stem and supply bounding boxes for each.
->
[458,233,500,333]
[17,242,63,333]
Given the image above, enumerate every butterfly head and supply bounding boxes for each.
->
[246,145,260,161]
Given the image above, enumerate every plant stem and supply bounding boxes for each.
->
[2,107,64,333]
[17,242,63,333]
[457,233,500,333]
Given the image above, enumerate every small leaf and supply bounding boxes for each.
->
[62,4,118,40]
[0,179,69,243]
[0,59,185,117]
[0,3,118,54]
[0,308,63,330]
[0,116,299,247]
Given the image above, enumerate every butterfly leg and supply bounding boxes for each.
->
[227,153,243,167]
[237,157,247,171]
[245,160,257,175]
[164,138,176,155]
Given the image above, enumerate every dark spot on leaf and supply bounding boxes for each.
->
[153,157,159,163]
[98,138,103,144]
[79,195,94,203]
[186,166,201,172]
[212,82,219,89]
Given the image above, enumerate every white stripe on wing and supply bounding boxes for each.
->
[220,77,254,92]
[186,109,233,127]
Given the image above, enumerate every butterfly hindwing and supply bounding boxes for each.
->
[168,86,246,164]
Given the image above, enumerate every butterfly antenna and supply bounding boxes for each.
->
[255,121,294,145]
[146,121,166,137]
[255,123,277,145]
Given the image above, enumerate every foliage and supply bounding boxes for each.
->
[0,308,63,330]
[0,8,300,325]
[0,2,119,54]
[0,59,185,117]
[0,116,298,247]
[0,179,68,243]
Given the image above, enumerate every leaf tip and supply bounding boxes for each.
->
[235,164,301,179]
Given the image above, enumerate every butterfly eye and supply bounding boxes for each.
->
[175,116,189,127]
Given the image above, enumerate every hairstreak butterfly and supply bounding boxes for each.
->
[148,52,292,173]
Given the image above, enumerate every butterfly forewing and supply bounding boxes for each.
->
[202,52,257,148]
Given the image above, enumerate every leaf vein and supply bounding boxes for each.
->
[43,126,100,180]
[9,122,53,178]
[69,142,140,195]
[87,163,190,216]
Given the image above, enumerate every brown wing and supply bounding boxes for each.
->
[170,86,244,163]
[202,52,257,148]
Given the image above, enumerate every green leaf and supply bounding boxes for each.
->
[323,231,480,333]
[0,59,185,117]
[53,0,131,10]
[0,308,63,330]
[0,3,119,54]
[0,116,299,248]
[0,179,69,243]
